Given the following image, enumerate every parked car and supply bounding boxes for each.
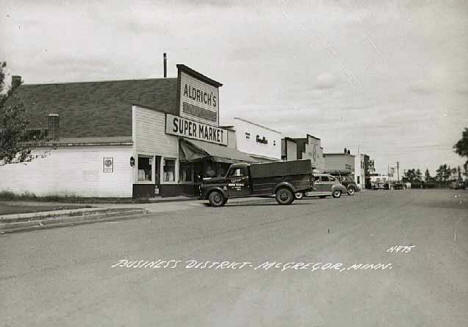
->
[199,160,314,207]
[393,182,405,190]
[449,180,466,189]
[295,173,347,199]
[337,176,360,195]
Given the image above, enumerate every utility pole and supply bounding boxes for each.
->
[397,161,400,182]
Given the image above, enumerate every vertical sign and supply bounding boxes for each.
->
[177,65,222,126]
[103,157,113,173]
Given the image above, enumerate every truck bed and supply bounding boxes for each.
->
[249,159,312,179]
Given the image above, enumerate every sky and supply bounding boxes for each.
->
[1,0,467,174]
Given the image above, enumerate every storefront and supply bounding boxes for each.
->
[131,64,257,198]
[0,64,256,198]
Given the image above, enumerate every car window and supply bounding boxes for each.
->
[321,176,329,182]
[314,176,321,182]
[228,167,245,177]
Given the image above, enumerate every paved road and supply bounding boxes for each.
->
[1,190,467,326]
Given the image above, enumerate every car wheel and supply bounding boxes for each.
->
[332,190,342,198]
[294,192,304,200]
[276,187,294,205]
[347,187,355,196]
[208,190,225,207]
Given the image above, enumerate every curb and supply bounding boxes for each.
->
[0,208,148,234]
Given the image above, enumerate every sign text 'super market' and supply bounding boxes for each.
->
[165,114,227,146]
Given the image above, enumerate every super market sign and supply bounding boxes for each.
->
[165,114,228,146]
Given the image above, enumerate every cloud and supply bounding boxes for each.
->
[455,83,468,95]
[314,72,337,89]
[409,80,436,95]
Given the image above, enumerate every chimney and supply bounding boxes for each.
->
[48,114,60,140]
[347,150,351,155]
[344,148,347,154]
[11,75,22,89]
[163,53,167,78]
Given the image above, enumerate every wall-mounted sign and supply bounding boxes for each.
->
[256,135,268,144]
[165,114,228,146]
[177,65,221,126]
[103,157,113,173]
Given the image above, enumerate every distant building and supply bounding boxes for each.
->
[354,153,366,190]
[323,149,355,178]
[281,134,324,172]
[281,137,297,162]
[228,117,282,162]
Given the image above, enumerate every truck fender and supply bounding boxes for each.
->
[273,182,296,194]
[204,187,228,200]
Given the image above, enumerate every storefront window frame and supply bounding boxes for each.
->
[162,157,178,184]
[136,154,155,184]
[179,161,194,184]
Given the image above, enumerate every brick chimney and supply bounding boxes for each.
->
[48,114,60,140]
[11,75,22,89]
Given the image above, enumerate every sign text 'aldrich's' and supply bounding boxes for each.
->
[165,114,227,146]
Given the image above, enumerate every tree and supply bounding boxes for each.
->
[415,169,422,182]
[0,61,31,165]
[424,169,433,182]
[454,128,468,164]
[435,164,451,184]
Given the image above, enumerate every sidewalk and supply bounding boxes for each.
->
[0,196,273,234]
[0,206,149,234]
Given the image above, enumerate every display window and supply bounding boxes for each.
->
[138,156,153,182]
[163,159,176,182]
[179,162,193,183]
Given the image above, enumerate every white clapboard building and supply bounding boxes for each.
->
[0,65,256,198]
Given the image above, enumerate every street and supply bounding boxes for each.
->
[1,189,467,327]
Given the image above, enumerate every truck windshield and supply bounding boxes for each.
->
[228,167,246,177]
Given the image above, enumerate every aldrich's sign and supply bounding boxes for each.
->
[178,65,221,126]
[166,114,228,146]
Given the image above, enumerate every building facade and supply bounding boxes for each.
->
[0,65,255,198]
[354,153,366,190]
[323,151,356,178]
[281,134,324,172]
[229,117,282,162]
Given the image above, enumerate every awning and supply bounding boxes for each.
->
[179,139,257,164]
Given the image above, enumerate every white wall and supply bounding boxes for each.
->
[355,154,365,189]
[0,146,134,197]
[133,105,180,184]
[232,118,281,160]
[300,136,325,172]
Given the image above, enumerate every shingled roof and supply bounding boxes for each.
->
[8,77,178,138]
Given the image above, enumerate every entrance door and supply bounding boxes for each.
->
[227,166,250,198]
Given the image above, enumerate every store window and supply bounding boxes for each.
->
[138,156,152,182]
[163,159,176,182]
[179,162,193,182]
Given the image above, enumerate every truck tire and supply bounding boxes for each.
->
[347,186,355,196]
[294,192,304,200]
[208,190,225,207]
[332,190,342,198]
[276,187,295,205]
